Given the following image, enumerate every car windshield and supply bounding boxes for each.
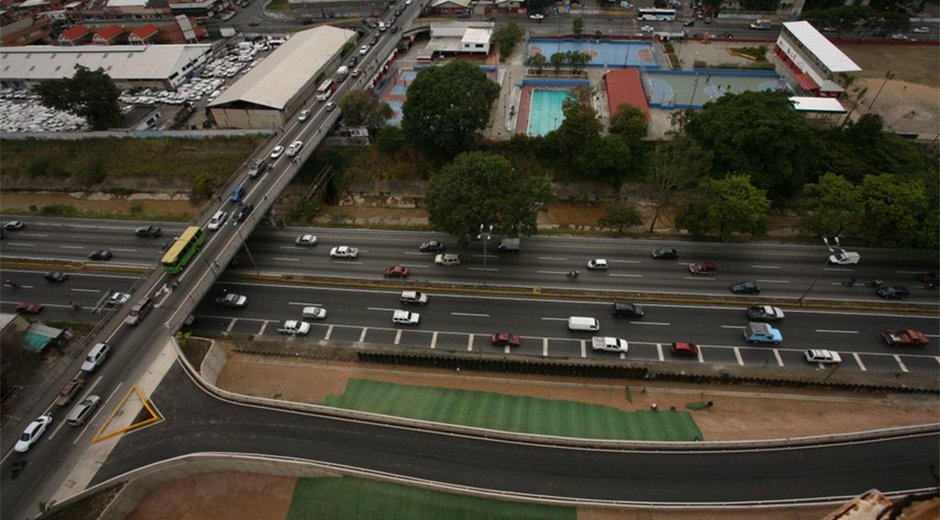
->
[20,430,32,441]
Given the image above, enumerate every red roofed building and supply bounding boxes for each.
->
[58,24,92,45]
[603,68,650,120]
[92,24,124,45]
[128,23,159,44]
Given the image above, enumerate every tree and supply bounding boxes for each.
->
[552,97,602,157]
[565,51,591,75]
[676,175,770,240]
[339,89,393,128]
[492,22,526,62]
[798,173,864,238]
[597,202,644,234]
[574,135,633,189]
[609,104,648,142]
[858,174,934,248]
[685,90,822,200]
[424,152,554,244]
[646,136,711,232]
[401,60,499,160]
[550,52,566,75]
[528,54,548,74]
[190,173,217,203]
[572,17,585,38]
[33,65,122,130]
[374,126,406,154]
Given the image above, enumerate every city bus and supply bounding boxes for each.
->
[315,79,336,101]
[161,226,206,274]
[636,8,676,21]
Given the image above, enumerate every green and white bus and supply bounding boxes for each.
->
[161,226,206,274]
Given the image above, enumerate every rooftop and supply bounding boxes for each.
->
[782,21,861,73]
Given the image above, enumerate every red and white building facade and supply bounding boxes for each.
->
[774,21,861,99]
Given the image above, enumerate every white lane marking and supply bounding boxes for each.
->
[430,331,437,349]
[697,347,704,363]
[607,259,640,264]
[331,260,363,265]
[324,325,334,340]
[632,321,670,326]
[538,256,568,261]
[750,265,781,269]
[471,254,497,259]
[273,257,301,262]
[4,242,35,247]
[71,288,101,293]
[656,343,664,361]
[925,334,940,338]
[226,319,237,333]
[816,329,859,334]
[609,273,643,278]
[467,334,474,351]
[258,321,269,334]
[773,349,783,367]
[853,352,867,371]
[280,246,302,249]
[580,340,586,358]
[110,248,137,253]
[895,270,924,274]
[399,264,428,269]
[540,317,568,321]
[368,307,399,312]
[504,344,511,354]
[721,325,745,329]
[60,245,85,250]
[824,267,854,272]
[935,357,940,366]
[394,329,402,345]
[403,251,426,256]
[359,328,368,342]
[452,312,490,317]
[467,267,498,272]
[894,354,909,372]
[755,279,790,284]
[18,233,47,237]
[537,270,571,275]
[288,301,324,306]
[684,276,718,281]
[733,347,744,366]
[542,338,548,357]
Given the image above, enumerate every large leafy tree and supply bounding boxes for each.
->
[858,174,935,248]
[34,65,122,130]
[676,175,770,240]
[609,104,648,142]
[574,135,633,189]
[686,90,822,200]
[424,152,554,244]
[339,89,393,128]
[798,172,864,238]
[646,136,711,232]
[491,22,526,62]
[552,97,602,156]
[821,114,934,183]
[401,60,499,160]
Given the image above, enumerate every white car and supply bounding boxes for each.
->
[405,0,412,4]
[640,25,654,33]
[295,234,318,246]
[890,33,908,40]
[586,259,608,270]
[298,109,311,121]
[330,246,359,259]
[434,253,461,266]
[325,102,336,112]
[15,414,53,453]
[804,349,842,365]
[108,292,131,306]
[287,140,304,157]
[359,44,370,55]
[207,210,228,231]
[529,13,544,20]
[392,310,420,325]
[912,26,929,34]
[351,68,361,77]
[278,320,311,335]
[81,342,110,372]
[302,306,328,319]
[270,145,285,158]
[591,336,629,353]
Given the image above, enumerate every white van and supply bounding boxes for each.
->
[378,21,387,32]
[568,316,600,332]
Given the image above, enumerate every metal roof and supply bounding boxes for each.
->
[782,21,861,73]
[0,44,212,81]
[209,26,356,111]
[789,96,846,113]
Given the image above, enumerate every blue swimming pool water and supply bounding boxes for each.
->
[527,89,575,136]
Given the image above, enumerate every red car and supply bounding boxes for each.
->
[689,261,717,275]
[671,341,700,357]
[882,329,929,347]
[491,333,522,348]
[16,302,44,314]
[383,265,410,279]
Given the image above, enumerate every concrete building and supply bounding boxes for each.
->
[774,21,860,98]
[418,22,493,60]
[208,25,356,129]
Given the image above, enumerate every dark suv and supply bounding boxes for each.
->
[612,302,644,319]
[124,297,153,326]
[135,226,162,238]
[877,286,910,300]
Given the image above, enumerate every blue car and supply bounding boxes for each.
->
[229,185,246,203]
[743,322,783,344]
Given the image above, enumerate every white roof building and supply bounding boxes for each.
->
[774,21,860,96]
[780,21,860,74]
[423,22,493,56]
[789,96,846,113]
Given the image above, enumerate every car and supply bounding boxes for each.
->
[611,302,644,319]
[400,290,428,305]
[390,25,399,33]
[586,259,608,271]
[325,102,336,112]
[491,332,522,348]
[270,146,285,159]
[287,140,304,157]
[88,250,113,261]
[918,271,938,284]
[302,306,328,320]
[729,281,761,295]
[3,221,25,231]
[529,13,544,20]
[683,19,695,27]
[16,302,44,314]
[135,225,162,238]
[359,44,370,55]
[746,305,785,322]
[882,329,929,347]
[215,292,248,308]
[640,25,654,33]
[384,265,410,278]
[347,55,359,66]
[743,322,783,344]
[248,158,268,178]
[703,16,712,23]
[44,271,68,283]
[66,396,101,426]
[298,109,311,121]
[591,336,628,353]
[912,26,929,34]
[233,203,253,223]
[371,34,380,45]
[877,286,910,300]
[124,297,153,326]
[671,341,700,357]
[330,246,359,259]
[108,292,131,306]
[821,25,837,32]
[278,320,311,335]
[392,309,420,325]
[804,349,842,365]
[351,68,361,77]
[207,210,228,231]
[689,261,716,275]
[651,248,678,259]
[295,234,319,246]
[434,253,461,266]
[889,33,908,40]
[394,8,402,15]
[405,0,412,4]
[419,240,446,252]
[81,342,110,372]
[14,414,53,453]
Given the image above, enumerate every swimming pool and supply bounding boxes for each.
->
[527,89,575,136]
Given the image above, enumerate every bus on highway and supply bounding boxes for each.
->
[315,79,336,101]
[636,8,676,21]
[161,226,206,274]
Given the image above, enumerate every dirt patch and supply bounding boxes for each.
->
[125,472,294,520]
[0,191,196,218]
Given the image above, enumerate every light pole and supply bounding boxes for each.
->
[866,70,895,114]
[477,224,493,287]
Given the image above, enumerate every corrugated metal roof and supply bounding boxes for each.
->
[782,21,861,73]
[209,26,356,111]
[789,96,846,113]
[0,44,212,81]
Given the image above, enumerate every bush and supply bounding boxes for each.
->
[35,204,78,216]
[190,174,216,203]
[76,159,106,186]
[375,126,406,154]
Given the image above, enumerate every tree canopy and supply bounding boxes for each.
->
[339,89,393,128]
[34,65,122,130]
[401,60,499,160]
[646,136,711,232]
[609,103,648,142]
[676,175,770,240]
[798,172,864,238]
[491,22,526,62]
[424,151,554,244]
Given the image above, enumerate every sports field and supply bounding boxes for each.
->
[285,477,573,520]
[324,379,703,441]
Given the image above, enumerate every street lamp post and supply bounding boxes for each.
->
[866,70,895,115]
[477,224,493,287]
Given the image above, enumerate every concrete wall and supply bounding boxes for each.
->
[199,340,227,385]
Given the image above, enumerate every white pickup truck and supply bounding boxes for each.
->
[392,310,420,325]
[591,336,629,354]
[278,320,311,335]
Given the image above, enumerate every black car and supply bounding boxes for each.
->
[612,302,644,319]
[135,225,162,238]
[233,203,254,223]
[347,56,359,66]
[419,240,446,252]
[3,221,25,231]
[88,250,113,261]
[44,271,68,283]
[371,34,380,45]
[394,8,402,15]
[877,286,910,300]
[683,19,695,27]
[651,248,678,259]
[729,281,761,295]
